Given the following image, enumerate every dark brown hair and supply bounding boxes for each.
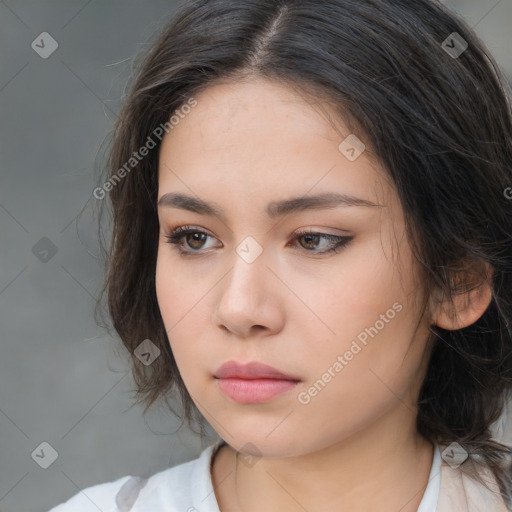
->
[94,0,512,505]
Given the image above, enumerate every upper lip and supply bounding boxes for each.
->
[214,361,301,381]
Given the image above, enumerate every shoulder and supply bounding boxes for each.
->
[437,446,510,512]
[47,439,226,512]
[47,474,136,512]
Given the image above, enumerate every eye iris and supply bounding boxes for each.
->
[300,233,320,249]
[187,232,207,249]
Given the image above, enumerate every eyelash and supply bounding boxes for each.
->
[163,225,353,256]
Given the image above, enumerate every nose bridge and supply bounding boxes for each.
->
[213,233,274,326]
[225,234,268,300]
[212,228,286,337]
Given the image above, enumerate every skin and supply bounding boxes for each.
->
[154,77,493,512]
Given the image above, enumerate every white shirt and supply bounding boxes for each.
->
[48,438,443,512]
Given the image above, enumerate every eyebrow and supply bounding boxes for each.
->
[158,192,383,222]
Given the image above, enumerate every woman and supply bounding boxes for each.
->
[50,0,512,510]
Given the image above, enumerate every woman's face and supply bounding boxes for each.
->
[155,77,434,457]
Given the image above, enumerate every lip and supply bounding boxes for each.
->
[214,360,301,381]
[215,378,299,404]
[214,361,301,404]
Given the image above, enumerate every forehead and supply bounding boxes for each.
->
[162,78,346,150]
[157,77,396,215]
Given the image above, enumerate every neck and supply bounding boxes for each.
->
[220,405,435,512]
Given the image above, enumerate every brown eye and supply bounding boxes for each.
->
[293,230,353,255]
[164,226,353,256]
[183,232,208,250]
[297,233,322,250]
[164,226,217,254]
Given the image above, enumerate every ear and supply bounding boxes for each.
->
[430,261,494,331]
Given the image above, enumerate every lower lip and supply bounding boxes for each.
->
[215,377,300,404]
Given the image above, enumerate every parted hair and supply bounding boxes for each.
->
[95,0,512,505]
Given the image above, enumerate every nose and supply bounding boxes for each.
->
[212,244,284,339]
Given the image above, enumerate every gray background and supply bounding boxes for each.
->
[0,1,511,511]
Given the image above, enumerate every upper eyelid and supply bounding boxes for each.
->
[164,224,351,237]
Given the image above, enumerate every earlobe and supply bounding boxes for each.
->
[430,262,494,331]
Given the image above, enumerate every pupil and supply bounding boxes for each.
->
[303,234,318,248]
[189,233,205,248]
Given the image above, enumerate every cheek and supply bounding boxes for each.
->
[288,237,410,348]
[155,253,177,323]
[154,250,212,377]
[155,249,203,322]
[295,234,425,402]
[155,253,188,354]
[294,307,427,450]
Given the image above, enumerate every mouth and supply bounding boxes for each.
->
[214,377,300,404]
[213,360,302,404]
